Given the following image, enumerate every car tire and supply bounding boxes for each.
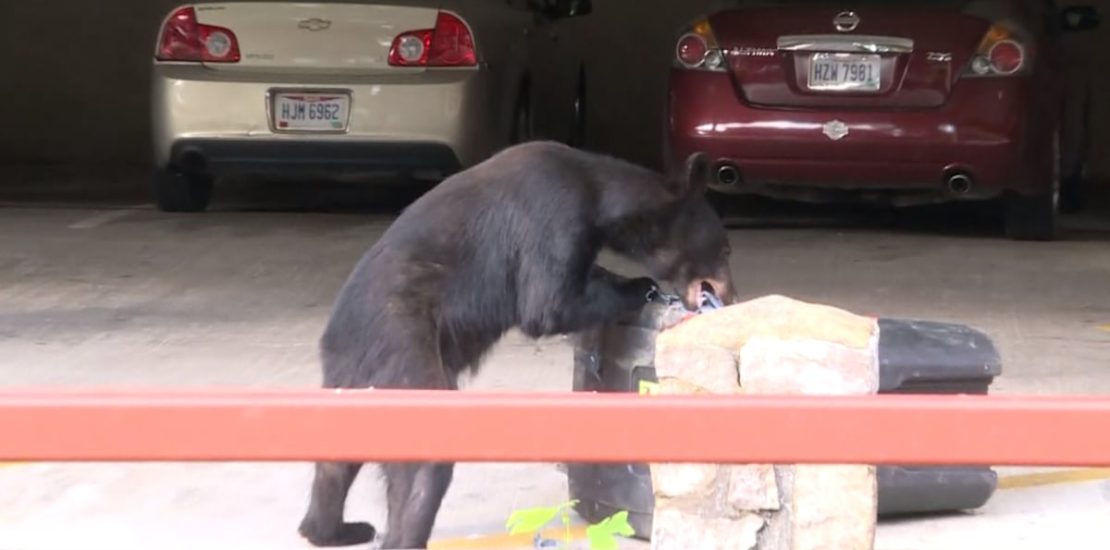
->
[1004,192,1057,241]
[1058,165,1086,214]
[152,169,213,213]
[1059,86,1093,214]
[1003,131,1059,241]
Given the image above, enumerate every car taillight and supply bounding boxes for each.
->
[988,40,1023,74]
[673,19,725,72]
[389,11,477,67]
[156,7,240,63]
[677,34,708,67]
[964,23,1029,77]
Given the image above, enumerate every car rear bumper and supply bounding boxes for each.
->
[666,70,1050,204]
[150,64,505,177]
[167,139,461,179]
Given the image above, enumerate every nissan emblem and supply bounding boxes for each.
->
[833,11,860,32]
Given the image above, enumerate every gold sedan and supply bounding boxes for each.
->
[149,0,592,211]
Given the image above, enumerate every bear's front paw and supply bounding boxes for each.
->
[623,277,661,305]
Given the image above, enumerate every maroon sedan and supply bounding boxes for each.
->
[665,0,1099,240]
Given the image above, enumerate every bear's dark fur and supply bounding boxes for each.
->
[298,141,736,549]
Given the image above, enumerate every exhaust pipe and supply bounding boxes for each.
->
[946,172,972,195]
[716,164,740,186]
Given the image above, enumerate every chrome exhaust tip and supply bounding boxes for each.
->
[716,164,740,186]
[946,172,972,195]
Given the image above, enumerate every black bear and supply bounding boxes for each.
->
[298,141,736,549]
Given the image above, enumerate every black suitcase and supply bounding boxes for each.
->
[567,300,1002,540]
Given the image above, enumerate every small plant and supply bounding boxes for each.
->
[584,510,636,550]
[505,499,635,550]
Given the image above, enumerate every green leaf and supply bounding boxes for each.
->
[585,524,619,550]
[584,510,636,549]
[601,510,635,537]
[505,506,562,535]
[504,500,583,539]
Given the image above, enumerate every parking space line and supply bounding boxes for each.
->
[68,209,135,229]
[998,468,1110,490]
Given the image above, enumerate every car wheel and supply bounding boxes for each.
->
[1060,86,1094,214]
[152,169,213,213]
[1003,132,1059,241]
[1058,160,1086,214]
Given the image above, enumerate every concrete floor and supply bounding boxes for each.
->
[1,175,1109,549]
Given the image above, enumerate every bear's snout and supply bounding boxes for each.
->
[683,264,737,310]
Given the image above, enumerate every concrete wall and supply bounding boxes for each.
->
[2,0,1109,177]
[2,1,183,167]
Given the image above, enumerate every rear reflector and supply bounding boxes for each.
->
[156,7,240,63]
[390,31,432,66]
[389,11,476,67]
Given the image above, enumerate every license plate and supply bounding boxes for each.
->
[272,92,349,132]
[808,53,881,92]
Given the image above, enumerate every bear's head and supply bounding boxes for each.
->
[610,153,737,311]
[653,153,737,310]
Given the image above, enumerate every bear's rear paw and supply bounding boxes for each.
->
[299,520,376,547]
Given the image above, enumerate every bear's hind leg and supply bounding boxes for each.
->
[299,461,376,547]
[380,461,455,549]
[379,343,458,549]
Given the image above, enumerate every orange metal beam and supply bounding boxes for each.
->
[0,388,1108,466]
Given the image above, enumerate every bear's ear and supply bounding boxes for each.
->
[679,152,710,198]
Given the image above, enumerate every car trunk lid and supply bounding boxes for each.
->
[710,1,994,109]
[193,1,441,74]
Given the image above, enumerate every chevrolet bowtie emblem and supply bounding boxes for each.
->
[298,18,331,31]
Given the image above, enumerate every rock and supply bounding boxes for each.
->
[739,337,878,396]
[656,295,876,353]
[792,465,877,550]
[727,465,780,511]
[655,344,740,394]
[754,466,794,550]
[658,377,709,395]
[652,506,765,550]
[652,463,719,499]
[649,294,879,550]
